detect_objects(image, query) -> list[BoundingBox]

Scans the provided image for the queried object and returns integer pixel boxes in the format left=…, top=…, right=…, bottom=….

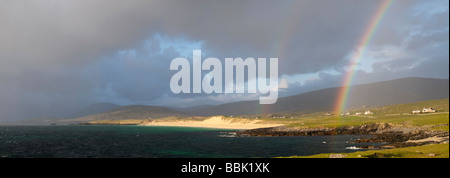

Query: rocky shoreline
left=236, top=123, right=449, bottom=149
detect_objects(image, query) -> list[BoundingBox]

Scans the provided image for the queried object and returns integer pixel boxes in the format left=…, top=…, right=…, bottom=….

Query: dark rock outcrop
left=236, top=122, right=449, bottom=149
left=236, top=123, right=393, bottom=137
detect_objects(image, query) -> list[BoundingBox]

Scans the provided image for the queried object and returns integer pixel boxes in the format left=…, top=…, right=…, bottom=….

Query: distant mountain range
left=72, top=102, right=122, bottom=118
left=67, top=105, right=192, bottom=123
left=68, top=77, right=448, bottom=122
left=186, top=77, right=449, bottom=116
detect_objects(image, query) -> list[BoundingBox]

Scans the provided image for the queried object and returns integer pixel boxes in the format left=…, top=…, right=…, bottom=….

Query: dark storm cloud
left=0, top=0, right=448, bottom=120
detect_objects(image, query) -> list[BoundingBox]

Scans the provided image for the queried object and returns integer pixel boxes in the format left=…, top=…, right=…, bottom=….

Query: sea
left=0, top=125, right=380, bottom=158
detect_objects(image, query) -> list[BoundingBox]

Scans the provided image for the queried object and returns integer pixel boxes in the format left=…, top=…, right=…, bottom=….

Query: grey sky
left=0, top=0, right=448, bottom=120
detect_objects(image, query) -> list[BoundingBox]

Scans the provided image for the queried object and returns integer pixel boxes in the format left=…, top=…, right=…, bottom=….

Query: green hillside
left=350, top=98, right=449, bottom=115
left=253, top=98, right=449, bottom=132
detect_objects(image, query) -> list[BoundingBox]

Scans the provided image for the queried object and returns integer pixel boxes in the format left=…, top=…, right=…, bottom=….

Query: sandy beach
left=141, top=116, right=283, bottom=129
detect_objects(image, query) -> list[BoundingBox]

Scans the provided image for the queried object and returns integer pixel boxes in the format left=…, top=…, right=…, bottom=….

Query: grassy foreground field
left=288, top=143, right=449, bottom=158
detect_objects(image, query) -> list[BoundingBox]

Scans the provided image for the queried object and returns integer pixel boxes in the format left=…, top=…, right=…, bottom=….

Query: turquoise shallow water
left=0, top=125, right=379, bottom=158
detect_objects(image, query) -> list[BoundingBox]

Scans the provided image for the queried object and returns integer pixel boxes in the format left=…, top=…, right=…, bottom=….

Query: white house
left=412, top=110, right=421, bottom=114
left=422, top=107, right=436, bottom=113
left=364, top=110, right=373, bottom=115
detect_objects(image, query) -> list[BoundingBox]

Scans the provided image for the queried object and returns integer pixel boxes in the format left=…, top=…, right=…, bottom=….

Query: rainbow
left=258, top=1, right=304, bottom=114
left=333, top=0, right=393, bottom=115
